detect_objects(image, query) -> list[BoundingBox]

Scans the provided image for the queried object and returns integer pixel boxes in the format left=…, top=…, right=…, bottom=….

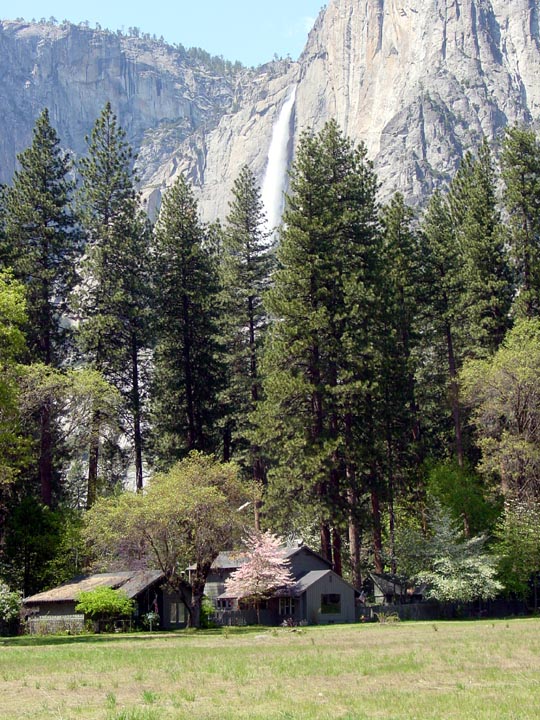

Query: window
left=321, top=594, right=341, bottom=614
left=217, top=598, right=234, bottom=610
left=170, top=602, right=186, bottom=624
left=278, top=597, right=296, bottom=616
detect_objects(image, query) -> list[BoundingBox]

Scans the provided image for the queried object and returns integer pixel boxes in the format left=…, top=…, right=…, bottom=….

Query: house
left=370, top=572, right=426, bottom=605
left=22, top=569, right=190, bottom=633
left=193, top=544, right=358, bottom=626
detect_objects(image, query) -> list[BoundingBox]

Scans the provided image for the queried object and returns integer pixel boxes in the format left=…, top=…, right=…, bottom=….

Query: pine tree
left=150, top=174, right=223, bottom=467
left=500, top=126, right=540, bottom=318
left=421, top=190, right=465, bottom=466
left=74, top=102, right=151, bottom=504
left=378, top=193, right=425, bottom=573
left=256, top=121, right=382, bottom=576
left=450, top=142, right=513, bottom=354
left=3, top=109, right=79, bottom=505
left=220, top=166, right=274, bottom=521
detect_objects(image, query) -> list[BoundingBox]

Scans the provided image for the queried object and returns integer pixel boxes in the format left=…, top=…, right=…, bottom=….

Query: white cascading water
left=261, top=84, right=297, bottom=234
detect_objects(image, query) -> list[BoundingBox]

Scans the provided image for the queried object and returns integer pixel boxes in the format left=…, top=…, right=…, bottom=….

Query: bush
left=0, top=582, right=21, bottom=635
left=75, top=587, right=134, bottom=631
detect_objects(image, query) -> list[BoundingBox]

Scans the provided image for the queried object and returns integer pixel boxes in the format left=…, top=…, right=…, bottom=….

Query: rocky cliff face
left=0, top=20, right=254, bottom=188
left=191, top=0, right=540, bottom=219
left=2, top=1, right=540, bottom=222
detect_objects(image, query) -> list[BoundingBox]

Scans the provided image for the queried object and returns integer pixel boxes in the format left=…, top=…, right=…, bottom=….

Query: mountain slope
left=1, top=1, right=540, bottom=222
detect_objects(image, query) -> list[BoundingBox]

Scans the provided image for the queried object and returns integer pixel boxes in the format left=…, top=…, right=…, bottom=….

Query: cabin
left=22, top=570, right=190, bottom=633
left=370, top=572, right=426, bottom=605
left=193, top=544, right=358, bottom=626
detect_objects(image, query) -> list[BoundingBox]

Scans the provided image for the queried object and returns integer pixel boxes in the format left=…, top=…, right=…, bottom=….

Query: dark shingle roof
left=23, top=570, right=164, bottom=604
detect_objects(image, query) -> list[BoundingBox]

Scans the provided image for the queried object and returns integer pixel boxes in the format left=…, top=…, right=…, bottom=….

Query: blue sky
left=6, top=1, right=325, bottom=66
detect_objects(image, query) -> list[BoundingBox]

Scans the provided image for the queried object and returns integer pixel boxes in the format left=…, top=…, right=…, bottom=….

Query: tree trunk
left=39, top=401, right=53, bottom=507
left=87, top=412, right=100, bottom=509
left=385, top=411, right=397, bottom=575
left=371, top=487, right=384, bottom=574
left=332, top=527, right=342, bottom=576
left=445, top=318, right=464, bottom=467
left=131, top=332, right=144, bottom=492
left=320, top=522, right=332, bottom=565
left=182, top=293, right=196, bottom=449
left=347, top=482, right=362, bottom=590
left=188, top=575, right=205, bottom=628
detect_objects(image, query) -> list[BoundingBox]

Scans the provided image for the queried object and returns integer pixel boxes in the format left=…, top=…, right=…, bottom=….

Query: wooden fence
left=27, top=614, right=85, bottom=635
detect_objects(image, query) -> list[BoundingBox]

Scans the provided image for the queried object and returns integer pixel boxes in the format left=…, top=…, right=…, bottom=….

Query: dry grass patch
left=1, top=620, right=539, bottom=719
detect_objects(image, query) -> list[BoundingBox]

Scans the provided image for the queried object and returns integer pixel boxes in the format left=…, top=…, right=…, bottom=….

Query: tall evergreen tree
left=3, top=109, right=79, bottom=505
left=421, top=190, right=465, bottom=466
left=150, top=174, right=223, bottom=468
left=220, top=166, right=274, bottom=523
left=450, top=142, right=513, bottom=354
left=256, top=121, right=382, bottom=577
left=74, top=102, right=151, bottom=505
left=500, top=126, right=540, bottom=319
left=379, top=194, right=425, bottom=572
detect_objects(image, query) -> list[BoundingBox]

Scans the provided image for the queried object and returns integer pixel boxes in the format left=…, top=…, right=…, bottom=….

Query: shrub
left=75, top=587, right=134, bottom=631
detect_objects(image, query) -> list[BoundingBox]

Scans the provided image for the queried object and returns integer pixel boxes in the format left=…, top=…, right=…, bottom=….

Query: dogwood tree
left=225, top=530, right=295, bottom=622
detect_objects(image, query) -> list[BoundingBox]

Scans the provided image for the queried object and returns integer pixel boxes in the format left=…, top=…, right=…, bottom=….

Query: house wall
left=161, top=590, right=189, bottom=630
left=288, top=548, right=330, bottom=577
left=204, top=568, right=234, bottom=604
left=304, top=573, right=356, bottom=624
left=24, top=601, right=77, bottom=617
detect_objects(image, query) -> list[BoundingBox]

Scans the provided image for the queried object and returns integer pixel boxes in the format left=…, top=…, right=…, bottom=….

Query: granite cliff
left=1, top=0, right=540, bottom=222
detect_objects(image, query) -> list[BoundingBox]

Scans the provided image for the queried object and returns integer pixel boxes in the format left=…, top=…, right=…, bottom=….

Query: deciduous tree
left=84, top=453, right=248, bottom=627
left=461, top=318, right=540, bottom=500
left=225, top=530, right=295, bottom=622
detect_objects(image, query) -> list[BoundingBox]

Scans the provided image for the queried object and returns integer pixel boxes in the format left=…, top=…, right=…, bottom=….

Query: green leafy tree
left=74, top=102, right=151, bottom=503
left=0, top=497, right=76, bottom=595
left=0, top=582, right=21, bottom=635
left=75, top=587, right=134, bottom=628
left=256, top=120, right=382, bottom=576
left=495, top=499, right=540, bottom=607
left=426, top=460, right=501, bottom=537
left=83, top=453, right=247, bottom=628
left=150, top=175, right=223, bottom=467
left=17, top=366, right=121, bottom=507
left=397, top=501, right=502, bottom=603
left=0, top=272, right=29, bottom=490
left=220, top=166, right=274, bottom=519
left=500, top=126, right=540, bottom=318
left=461, top=318, right=540, bottom=500
left=3, top=109, right=79, bottom=505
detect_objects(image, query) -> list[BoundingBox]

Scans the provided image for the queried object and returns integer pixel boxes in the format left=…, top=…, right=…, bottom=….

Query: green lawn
left=1, top=619, right=539, bottom=719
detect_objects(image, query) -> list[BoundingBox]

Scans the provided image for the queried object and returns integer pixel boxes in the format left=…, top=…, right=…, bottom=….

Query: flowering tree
left=225, top=530, right=296, bottom=623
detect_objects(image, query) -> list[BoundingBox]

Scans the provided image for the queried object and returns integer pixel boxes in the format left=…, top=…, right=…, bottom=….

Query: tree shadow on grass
left=1, top=626, right=266, bottom=647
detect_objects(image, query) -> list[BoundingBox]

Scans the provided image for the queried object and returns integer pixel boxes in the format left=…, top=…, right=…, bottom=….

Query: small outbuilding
left=23, top=570, right=190, bottom=633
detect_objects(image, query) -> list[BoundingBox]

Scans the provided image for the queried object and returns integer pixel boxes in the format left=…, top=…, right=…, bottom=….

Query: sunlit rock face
left=2, top=1, right=540, bottom=221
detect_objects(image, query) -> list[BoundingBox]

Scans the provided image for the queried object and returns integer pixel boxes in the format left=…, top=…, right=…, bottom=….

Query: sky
left=5, top=1, right=326, bottom=66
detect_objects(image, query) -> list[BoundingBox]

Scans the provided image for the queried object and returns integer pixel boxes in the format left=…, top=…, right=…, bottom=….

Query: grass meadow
left=1, top=619, right=539, bottom=719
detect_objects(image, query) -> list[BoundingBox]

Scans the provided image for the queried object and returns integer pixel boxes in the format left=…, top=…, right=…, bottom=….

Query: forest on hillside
left=1, top=103, right=540, bottom=621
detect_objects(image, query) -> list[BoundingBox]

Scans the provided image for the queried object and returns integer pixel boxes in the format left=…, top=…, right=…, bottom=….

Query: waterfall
left=261, top=84, right=297, bottom=233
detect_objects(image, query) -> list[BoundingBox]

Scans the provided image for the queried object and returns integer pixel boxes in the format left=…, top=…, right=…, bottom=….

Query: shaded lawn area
left=1, top=619, right=540, bottom=719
